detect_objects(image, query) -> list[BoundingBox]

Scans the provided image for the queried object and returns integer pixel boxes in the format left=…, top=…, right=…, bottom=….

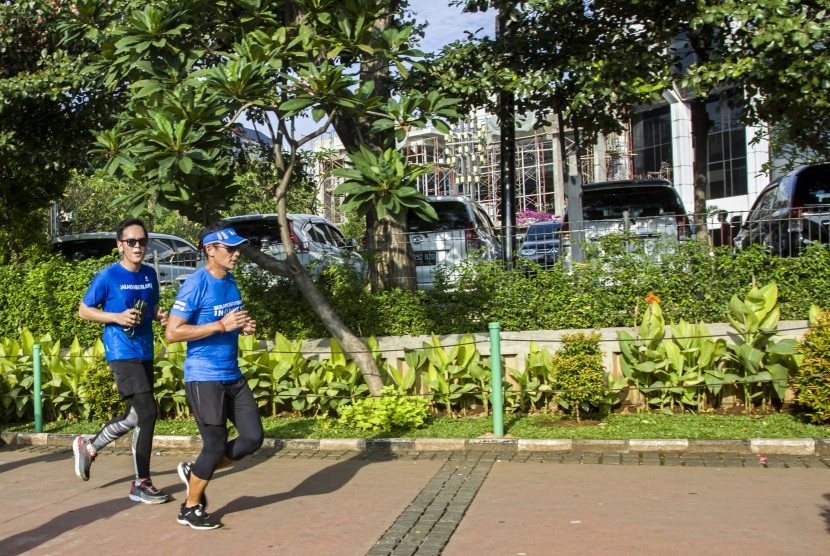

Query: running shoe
left=177, top=461, right=207, bottom=508
left=129, top=479, right=170, bottom=504
left=72, top=436, right=96, bottom=481
left=177, top=503, right=221, bottom=530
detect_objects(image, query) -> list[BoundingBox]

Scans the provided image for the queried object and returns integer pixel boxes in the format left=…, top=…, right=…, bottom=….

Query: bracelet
left=216, top=321, right=226, bottom=333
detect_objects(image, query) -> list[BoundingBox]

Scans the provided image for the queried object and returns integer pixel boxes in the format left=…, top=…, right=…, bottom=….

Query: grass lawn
left=4, top=412, right=829, bottom=440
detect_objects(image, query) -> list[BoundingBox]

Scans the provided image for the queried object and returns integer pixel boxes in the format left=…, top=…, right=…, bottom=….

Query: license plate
left=414, top=251, right=437, bottom=266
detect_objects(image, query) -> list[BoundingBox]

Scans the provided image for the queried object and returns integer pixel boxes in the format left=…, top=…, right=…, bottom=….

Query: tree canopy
left=0, top=0, right=111, bottom=260
left=435, top=0, right=830, bottom=159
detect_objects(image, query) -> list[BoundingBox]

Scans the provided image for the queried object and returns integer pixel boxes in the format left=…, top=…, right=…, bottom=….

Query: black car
left=734, top=163, right=830, bottom=256
left=517, top=220, right=563, bottom=268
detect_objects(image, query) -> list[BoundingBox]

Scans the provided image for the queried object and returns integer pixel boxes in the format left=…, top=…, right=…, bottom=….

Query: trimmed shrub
left=337, top=386, right=430, bottom=431
left=793, top=306, right=830, bottom=424
left=551, top=333, right=610, bottom=420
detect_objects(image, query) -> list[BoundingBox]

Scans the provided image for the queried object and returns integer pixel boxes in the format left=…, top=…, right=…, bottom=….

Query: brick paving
left=1, top=438, right=829, bottom=555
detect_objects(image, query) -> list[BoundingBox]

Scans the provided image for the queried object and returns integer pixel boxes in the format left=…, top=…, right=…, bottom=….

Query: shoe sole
left=129, top=493, right=170, bottom=504
left=72, top=437, right=89, bottom=481
left=176, top=517, right=221, bottom=530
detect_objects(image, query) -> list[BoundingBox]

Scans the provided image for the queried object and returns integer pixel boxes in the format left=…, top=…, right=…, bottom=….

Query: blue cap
left=202, top=227, right=248, bottom=247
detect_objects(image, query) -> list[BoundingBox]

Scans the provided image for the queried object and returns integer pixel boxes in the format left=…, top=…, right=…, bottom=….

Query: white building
left=312, top=96, right=781, bottom=227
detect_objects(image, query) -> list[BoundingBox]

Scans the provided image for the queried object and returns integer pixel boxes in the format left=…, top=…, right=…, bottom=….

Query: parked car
left=51, top=232, right=202, bottom=284
left=219, top=213, right=364, bottom=278
left=407, top=195, right=502, bottom=289
left=566, top=179, right=694, bottom=258
left=517, top=219, right=564, bottom=268
left=734, top=163, right=830, bottom=256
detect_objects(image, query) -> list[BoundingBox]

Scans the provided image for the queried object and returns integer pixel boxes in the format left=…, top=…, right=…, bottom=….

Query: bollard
left=488, top=322, right=504, bottom=438
left=33, top=344, right=43, bottom=433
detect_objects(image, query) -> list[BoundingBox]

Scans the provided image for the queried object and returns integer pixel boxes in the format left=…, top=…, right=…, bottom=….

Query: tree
left=438, top=1, right=830, bottom=236
left=0, top=0, right=112, bottom=261
left=59, top=0, right=461, bottom=395
left=684, top=0, right=830, bottom=163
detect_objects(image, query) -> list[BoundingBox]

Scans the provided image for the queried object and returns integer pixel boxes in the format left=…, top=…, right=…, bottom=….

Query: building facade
left=312, top=97, right=778, bottom=228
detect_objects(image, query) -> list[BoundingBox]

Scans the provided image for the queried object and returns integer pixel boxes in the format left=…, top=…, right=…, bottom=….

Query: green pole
left=33, top=344, right=43, bottom=433
left=488, top=322, right=504, bottom=438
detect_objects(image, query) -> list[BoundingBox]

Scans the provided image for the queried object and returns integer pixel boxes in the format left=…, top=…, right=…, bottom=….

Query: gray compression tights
left=90, top=391, right=157, bottom=479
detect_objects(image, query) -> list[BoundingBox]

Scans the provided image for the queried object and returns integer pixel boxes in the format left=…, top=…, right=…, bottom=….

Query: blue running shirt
left=82, top=263, right=160, bottom=362
left=170, top=267, right=244, bottom=383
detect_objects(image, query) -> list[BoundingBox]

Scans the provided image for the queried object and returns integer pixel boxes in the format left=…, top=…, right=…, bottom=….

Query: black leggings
left=192, top=411, right=264, bottom=480
left=187, top=379, right=264, bottom=481
left=90, top=391, right=157, bottom=479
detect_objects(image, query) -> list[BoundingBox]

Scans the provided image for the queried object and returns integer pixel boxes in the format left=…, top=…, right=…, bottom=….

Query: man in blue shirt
left=166, top=224, right=263, bottom=530
left=73, top=218, right=170, bottom=504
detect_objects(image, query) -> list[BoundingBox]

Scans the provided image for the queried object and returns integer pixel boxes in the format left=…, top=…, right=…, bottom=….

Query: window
left=706, top=96, right=747, bottom=199
left=632, top=106, right=672, bottom=179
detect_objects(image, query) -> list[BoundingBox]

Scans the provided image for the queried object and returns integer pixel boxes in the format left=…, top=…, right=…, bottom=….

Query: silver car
left=51, top=232, right=203, bottom=285
left=407, top=195, right=502, bottom=289
left=220, top=213, right=364, bottom=278
left=567, top=179, right=694, bottom=259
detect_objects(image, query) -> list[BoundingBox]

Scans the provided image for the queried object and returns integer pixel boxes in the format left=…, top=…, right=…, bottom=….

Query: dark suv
left=734, top=163, right=830, bottom=256
left=517, top=219, right=564, bottom=268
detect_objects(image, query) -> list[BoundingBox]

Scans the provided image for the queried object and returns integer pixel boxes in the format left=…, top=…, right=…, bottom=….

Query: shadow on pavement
left=0, top=446, right=70, bottom=476
left=215, top=446, right=395, bottom=518
left=0, top=497, right=134, bottom=554
left=822, top=493, right=830, bottom=534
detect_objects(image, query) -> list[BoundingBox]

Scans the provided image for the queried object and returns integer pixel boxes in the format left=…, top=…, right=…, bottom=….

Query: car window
left=583, top=187, right=686, bottom=219
left=472, top=205, right=496, bottom=234
left=305, top=223, right=331, bottom=244
left=794, top=165, right=830, bottom=205
left=226, top=218, right=283, bottom=247
left=748, top=184, right=778, bottom=221
left=53, top=238, right=117, bottom=259
left=408, top=201, right=470, bottom=232
left=526, top=221, right=562, bottom=240
left=319, top=223, right=347, bottom=247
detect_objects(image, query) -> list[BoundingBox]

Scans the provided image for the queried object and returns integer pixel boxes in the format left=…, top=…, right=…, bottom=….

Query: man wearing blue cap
left=166, top=223, right=263, bottom=530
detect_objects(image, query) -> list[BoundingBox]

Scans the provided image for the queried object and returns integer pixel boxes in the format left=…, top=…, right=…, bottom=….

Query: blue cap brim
left=203, top=227, right=248, bottom=246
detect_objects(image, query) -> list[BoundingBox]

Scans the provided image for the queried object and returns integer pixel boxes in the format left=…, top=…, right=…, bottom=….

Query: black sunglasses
left=216, top=244, right=241, bottom=253
left=120, top=237, right=149, bottom=247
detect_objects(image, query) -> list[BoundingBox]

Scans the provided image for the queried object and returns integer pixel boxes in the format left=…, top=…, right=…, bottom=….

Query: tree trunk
left=328, top=1, right=417, bottom=291
left=690, top=97, right=711, bottom=242
left=372, top=213, right=415, bottom=290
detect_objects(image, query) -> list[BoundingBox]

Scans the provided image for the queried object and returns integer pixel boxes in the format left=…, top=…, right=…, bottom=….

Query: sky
left=408, top=0, right=495, bottom=52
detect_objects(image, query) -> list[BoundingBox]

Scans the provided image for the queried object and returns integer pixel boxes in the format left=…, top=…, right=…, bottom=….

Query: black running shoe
left=72, top=436, right=96, bottom=481
left=177, top=461, right=207, bottom=508
left=129, top=479, right=170, bottom=504
left=177, top=503, right=221, bottom=530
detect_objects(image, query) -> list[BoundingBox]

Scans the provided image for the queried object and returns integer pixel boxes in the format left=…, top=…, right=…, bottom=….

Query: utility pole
left=497, top=7, right=516, bottom=269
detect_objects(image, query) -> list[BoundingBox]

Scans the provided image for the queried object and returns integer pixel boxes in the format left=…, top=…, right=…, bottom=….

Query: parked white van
left=407, top=195, right=502, bottom=289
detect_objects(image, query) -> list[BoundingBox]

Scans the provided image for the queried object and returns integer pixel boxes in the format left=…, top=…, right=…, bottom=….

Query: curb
left=3, top=432, right=829, bottom=456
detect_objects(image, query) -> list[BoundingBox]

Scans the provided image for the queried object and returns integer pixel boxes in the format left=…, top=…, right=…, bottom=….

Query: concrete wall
left=297, top=321, right=809, bottom=383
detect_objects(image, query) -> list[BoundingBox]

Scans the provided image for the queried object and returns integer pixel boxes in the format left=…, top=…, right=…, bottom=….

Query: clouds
left=408, top=0, right=495, bottom=52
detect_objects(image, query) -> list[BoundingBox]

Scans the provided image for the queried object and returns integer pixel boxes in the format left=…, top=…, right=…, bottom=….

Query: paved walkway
left=0, top=436, right=829, bottom=555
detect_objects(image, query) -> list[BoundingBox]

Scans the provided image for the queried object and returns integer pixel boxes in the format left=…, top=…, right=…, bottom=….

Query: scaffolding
left=312, top=114, right=638, bottom=226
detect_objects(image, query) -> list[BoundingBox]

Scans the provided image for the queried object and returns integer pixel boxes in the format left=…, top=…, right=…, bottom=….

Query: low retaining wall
left=298, top=320, right=809, bottom=381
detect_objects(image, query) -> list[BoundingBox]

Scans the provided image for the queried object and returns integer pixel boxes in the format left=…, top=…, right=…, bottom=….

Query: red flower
left=645, top=292, right=661, bottom=304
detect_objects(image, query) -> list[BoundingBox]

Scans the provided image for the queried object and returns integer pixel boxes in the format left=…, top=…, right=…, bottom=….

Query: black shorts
left=185, top=377, right=257, bottom=426
left=110, top=359, right=154, bottom=399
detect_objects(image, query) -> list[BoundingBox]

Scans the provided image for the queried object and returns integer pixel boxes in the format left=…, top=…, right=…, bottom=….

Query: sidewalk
left=1, top=434, right=829, bottom=555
